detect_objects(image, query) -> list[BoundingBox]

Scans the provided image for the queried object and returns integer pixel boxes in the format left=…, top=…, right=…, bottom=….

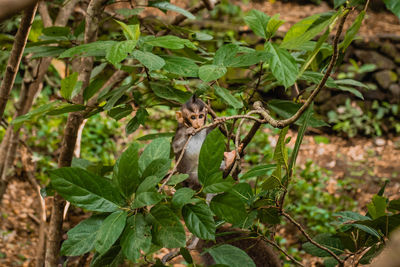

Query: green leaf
left=335, top=85, right=364, bottom=99
left=132, top=50, right=165, bottom=71
left=138, top=138, right=171, bottom=174
left=388, top=199, right=400, bottom=211
left=274, top=127, right=289, bottom=170
left=150, top=82, right=192, bottom=103
left=61, top=72, right=79, bottom=100
left=95, top=210, right=127, bottom=254
left=91, top=244, right=124, bottom=267
left=214, top=44, right=239, bottom=66
left=207, top=244, right=256, bottom=267
left=198, top=129, right=225, bottom=186
left=359, top=243, right=384, bottom=264
left=261, top=172, right=281, bottom=190
left=198, top=65, right=227, bottom=82
left=149, top=205, right=186, bottom=248
left=172, top=188, right=196, bottom=209
left=108, top=105, right=133, bottom=121
left=145, top=35, right=195, bottom=49
left=183, top=202, right=215, bottom=240
left=243, top=10, right=270, bottom=39
left=162, top=55, right=199, bottom=77
left=50, top=168, right=123, bottom=212
left=102, top=84, right=132, bottom=111
left=106, top=40, right=137, bottom=67
left=166, top=174, right=189, bottom=185
left=121, top=214, right=151, bottom=262
left=349, top=223, right=382, bottom=238
left=340, top=11, right=365, bottom=51
left=113, top=143, right=140, bottom=197
left=240, top=164, right=276, bottom=180
left=180, top=248, right=193, bottom=264
left=300, top=71, right=337, bottom=87
left=334, top=0, right=346, bottom=8
left=213, top=86, right=243, bottom=109
left=203, top=173, right=235, bottom=194
left=136, top=175, right=163, bottom=194
left=59, top=41, right=116, bottom=58
left=25, top=46, right=66, bottom=59
left=46, top=103, right=86, bottom=115
left=61, top=215, right=105, bottom=256
left=266, top=14, right=285, bottom=39
left=42, top=26, right=70, bottom=37
left=149, top=2, right=195, bottom=19
left=333, top=211, right=371, bottom=223
left=265, top=42, right=298, bottom=88
left=126, top=108, right=149, bottom=134
left=131, top=192, right=164, bottom=209
left=138, top=132, right=175, bottom=141
left=258, top=207, right=281, bottom=224
left=384, top=0, right=400, bottom=19
left=229, top=183, right=254, bottom=204
left=210, top=193, right=247, bottom=224
left=228, top=51, right=270, bottom=68
left=281, top=11, right=336, bottom=50
left=267, top=99, right=329, bottom=127
left=115, top=21, right=140, bottom=41
left=141, top=158, right=171, bottom=180
left=303, top=233, right=344, bottom=257
left=367, top=195, right=387, bottom=219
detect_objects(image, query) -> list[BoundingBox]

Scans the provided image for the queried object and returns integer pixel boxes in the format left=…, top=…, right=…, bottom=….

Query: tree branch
left=282, top=212, right=344, bottom=266
left=260, top=236, right=304, bottom=267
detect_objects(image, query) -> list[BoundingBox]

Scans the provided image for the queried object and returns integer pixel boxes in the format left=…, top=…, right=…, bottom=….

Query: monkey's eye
left=190, top=115, right=196, bottom=120
left=199, top=114, right=204, bottom=119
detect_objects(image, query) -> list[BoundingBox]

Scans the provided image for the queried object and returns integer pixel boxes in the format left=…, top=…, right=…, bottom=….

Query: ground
left=1, top=0, right=400, bottom=266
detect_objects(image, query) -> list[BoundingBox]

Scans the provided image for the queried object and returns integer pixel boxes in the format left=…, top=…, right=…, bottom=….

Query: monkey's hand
left=224, top=150, right=236, bottom=169
left=185, top=126, right=196, bottom=136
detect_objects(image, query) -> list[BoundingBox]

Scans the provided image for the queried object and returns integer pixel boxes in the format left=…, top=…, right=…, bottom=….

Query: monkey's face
left=187, top=111, right=207, bottom=129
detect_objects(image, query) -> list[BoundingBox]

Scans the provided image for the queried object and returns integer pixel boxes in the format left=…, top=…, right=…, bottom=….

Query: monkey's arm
left=172, top=126, right=189, bottom=156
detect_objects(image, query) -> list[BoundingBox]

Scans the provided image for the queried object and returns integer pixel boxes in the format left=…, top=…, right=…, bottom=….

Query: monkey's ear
left=176, top=111, right=184, bottom=123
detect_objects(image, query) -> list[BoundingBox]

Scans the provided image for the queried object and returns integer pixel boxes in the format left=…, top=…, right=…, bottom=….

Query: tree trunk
left=0, top=4, right=37, bottom=120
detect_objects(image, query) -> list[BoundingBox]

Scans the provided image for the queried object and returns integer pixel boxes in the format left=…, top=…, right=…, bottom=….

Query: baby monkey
left=172, top=95, right=235, bottom=189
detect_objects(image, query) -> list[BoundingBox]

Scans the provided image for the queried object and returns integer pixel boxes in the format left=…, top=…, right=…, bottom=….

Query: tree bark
left=44, top=1, right=108, bottom=265
left=0, top=4, right=37, bottom=120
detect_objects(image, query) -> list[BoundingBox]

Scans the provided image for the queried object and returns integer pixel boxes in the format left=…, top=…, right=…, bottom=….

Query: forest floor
left=1, top=1, right=400, bottom=267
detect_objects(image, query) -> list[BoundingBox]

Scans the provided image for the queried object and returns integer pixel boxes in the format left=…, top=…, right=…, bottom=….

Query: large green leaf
left=183, top=202, right=216, bottom=240
left=367, top=195, right=387, bottom=219
left=243, top=10, right=270, bottom=39
left=106, top=40, right=137, bottom=67
left=126, top=108, right=149, bottom=135
left=210, top=193, right=247, bottom=224
left=149, top=205, right=186, bottom=248
left=203, top=173, right=235, bottom=194
left=303, top=233, right=345, bottom=257
left=46, top=103, right=86, bottom=116
left=61, top=215, right=105, bottom=256
left=50, top=168, right=123, bottom=212
left=274, top=127, right=289, bottom=170
left=198, top=129, right=225, bottom=186
left=90, top=244, right=124, bottom=267
left=214, top=86, right=243, bottom=109
left=172, top=188, right=196, bottom=209
left=145, top=35, right=195, bottom=49
left=240, top=164, right=276, bottom=180
left=207, top=244, right=256, bottom=267
left=113, top=143, right=141, bottom=198
left=149, top=2, right=195, bottom=19
left=43, top=26, right=70, bottom=37
left=60, top=72, right=79, bottom=100
left=136, top=175, right=163, bottom=194
left=265, top=42, right=298, bottom=88
left=95, top=211, right=127, bottom=254
left=131, top=192, right=164, bottom=209
left=59, top=40, right=116, bottom=58
left=340, top=11, right=365, bottom=51
left=166, top=174, right=189, bottom=185
left=150, top=82, right=192, bottom=103
left=162, top=55, right=199, bottom=77
left=141, top=158, right=171, bottom=179
left=281, top=11, right=337, bottom=50
left=198, top=64, right=227, bottom=82
left=266, top=14, right=285, bottom=39
left=132, top=50, right=165, bottom=71
left=138, top=138, right=171, bottom=174
left=228, top=51, right=270, bottom=68
left=214, top=44, right=239, bottom=66
left=384, top=0, right=400, bottom=19
left=121, top=214, right=151, bottom=262
left=115, top=21, right=140, bottom=41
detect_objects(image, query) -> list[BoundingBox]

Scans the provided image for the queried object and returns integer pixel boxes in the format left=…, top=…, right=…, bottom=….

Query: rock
left=381, top=41, right=400, bottom=64
left=354, top=50, right=396, bottom=70
left=360, top=87, right=386, bottom=101
left=374, top=70, right=398, bottom=89
left=389, top=84, right=400, bottom=99
left=374, top=138, right=386, bottom=146
left=353, top=39, right=381, bottom=50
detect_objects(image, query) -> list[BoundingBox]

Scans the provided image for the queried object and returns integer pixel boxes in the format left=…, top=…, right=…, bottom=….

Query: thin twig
left=260, top=236, right=304, bottom=266
left=283, top=212, right=344, bottom=266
